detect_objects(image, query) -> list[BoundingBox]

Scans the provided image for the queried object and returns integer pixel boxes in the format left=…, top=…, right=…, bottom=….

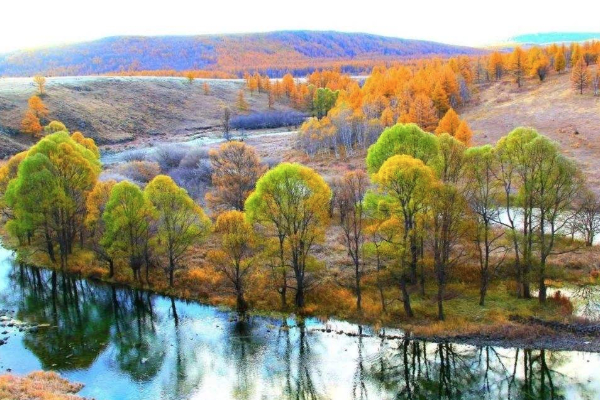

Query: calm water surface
left=0, top=244, right=599, bottom=400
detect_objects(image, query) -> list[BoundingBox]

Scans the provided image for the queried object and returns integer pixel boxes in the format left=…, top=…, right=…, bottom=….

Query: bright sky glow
left=2, top=0, right=600, bottom=53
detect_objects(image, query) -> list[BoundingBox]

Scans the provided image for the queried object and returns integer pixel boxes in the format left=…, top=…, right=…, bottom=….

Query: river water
left=0, top=244, right=599, bottom=399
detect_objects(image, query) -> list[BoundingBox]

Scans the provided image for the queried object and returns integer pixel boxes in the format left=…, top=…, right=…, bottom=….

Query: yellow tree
left=407, top=94, right=438, bottom=132
left=207, top=210, right=256, bottom=313
left=571, top=57, right=591, bottom=95
left=21, top=111, right=42, bottom=136
left=237, top=90, right=248, bottom=111
left=454, top=121, right=473, bottom=145
left=488, top=52, right=504, bottom=81
left=85, top=180, right=117, bottom=277
left=555, top=48, right=566, bottom=74
left=28, top=96, right=48, bottom=119
left=145, top=175, right=211, bottom=287
left=435, top=108, right=461, bottom=136
left=509, top=47, right=527, bottom=87
left=33, top=75, right=46, bottom=95
left=203, top=82, right=210, bottom=95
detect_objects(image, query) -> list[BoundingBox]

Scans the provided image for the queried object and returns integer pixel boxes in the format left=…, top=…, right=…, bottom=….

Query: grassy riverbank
left=0, top=371, right=86, bottom=400
left=5, top=229, right=600, bottom=350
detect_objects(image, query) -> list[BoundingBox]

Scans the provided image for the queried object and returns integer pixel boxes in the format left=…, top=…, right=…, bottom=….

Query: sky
left=2, top=0, right=600, bottom=53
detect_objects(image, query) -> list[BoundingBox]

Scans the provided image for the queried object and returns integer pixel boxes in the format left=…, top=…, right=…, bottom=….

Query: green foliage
left=366, top=123, right=439, bottom=174
left=102, top=181, right=155, bottom=280
left=145, top=175, right=211, bottom=286
left=312, top=87, right=338, bottom=118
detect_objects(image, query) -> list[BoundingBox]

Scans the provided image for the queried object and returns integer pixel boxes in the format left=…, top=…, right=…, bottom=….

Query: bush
left=151, top=144, right=188, bottom=172
left=115, top=161, right=161, bottom=184
left=230, top=111, right=307, bottom=130
left=169, top=164, right=212, bottom=200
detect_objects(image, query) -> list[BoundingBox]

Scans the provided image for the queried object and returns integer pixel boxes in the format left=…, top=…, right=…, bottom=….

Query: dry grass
left=464, top=73, right=600, bottom=192
left=0, top=371, right=86, bottom=400
left=0, top=76, right=295, bottom=153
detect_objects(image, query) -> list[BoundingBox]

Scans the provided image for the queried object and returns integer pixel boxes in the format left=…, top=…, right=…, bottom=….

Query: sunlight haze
left=2, top=0, right=600, bottom=53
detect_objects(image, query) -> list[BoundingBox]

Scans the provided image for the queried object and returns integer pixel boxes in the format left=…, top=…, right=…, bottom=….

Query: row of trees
left=1, top=124, right=597, bottom=320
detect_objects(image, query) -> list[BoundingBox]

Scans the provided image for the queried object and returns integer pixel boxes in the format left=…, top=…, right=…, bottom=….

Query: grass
left=0, top=371, right=86, bottom=400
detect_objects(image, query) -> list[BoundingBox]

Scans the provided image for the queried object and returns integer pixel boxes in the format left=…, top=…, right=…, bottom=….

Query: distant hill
left=0, top=31, right=481, bottom=77
left=509, top=32, right=600, bottom=45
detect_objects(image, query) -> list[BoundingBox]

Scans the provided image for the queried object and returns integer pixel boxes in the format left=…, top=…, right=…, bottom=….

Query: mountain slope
left=0, top=31, right=481, bottom=77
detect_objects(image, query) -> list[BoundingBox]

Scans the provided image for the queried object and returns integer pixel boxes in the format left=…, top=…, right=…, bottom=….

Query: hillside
left=464, top=72, right=600, bottom=189
left=0, top=31, right=481, bottom=77
left=0, top=76, right=290, bottom=149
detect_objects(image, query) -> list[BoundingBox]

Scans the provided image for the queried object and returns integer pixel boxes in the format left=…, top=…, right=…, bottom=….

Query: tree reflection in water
left=3, top=262, right=598, bottom=400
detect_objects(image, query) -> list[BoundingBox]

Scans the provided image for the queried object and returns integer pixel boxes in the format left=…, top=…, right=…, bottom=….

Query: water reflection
left=0, top=256, right=599, bottom=399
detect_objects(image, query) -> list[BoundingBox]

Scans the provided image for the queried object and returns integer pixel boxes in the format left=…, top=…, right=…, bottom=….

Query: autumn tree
left=337, top=170, right=369, bottom=312
left=206, top=141, right=267, bottom=212
left=185, top=71, right=195, bottom=84
left=508, top=47, right=527, bottom=87
left=21, top=111, right=42, bottom=136
left=102, top=181, right=155, bottom=282
left=237, top=90, right=248, bottom=111
left=464, top=145, right=505, bottom=306
left=371, top=155, right=438, bottom=317
left=571, top=57, right=590, bottom=95
left=575, top=190, right=600, bottom=247
left=145, top=175, right=211, bottom=287
left=245, top=163, right=331, bottom=308
left=222, top=106, right=231, bottom=136
left=33, top=75, right=46, bottom=95
left=203, top=82, right=210, bottom=95
left=4, top=131, right=101, bottom=268
left=435, top=109, right=471, bottom=145
left=313, top=88, right=338, bottom=118
left=407, top=94, right=439, bottom=132
left=208, top=210, right=256, bottom=313
left=488, top=52, right=504, bottom=81
left=85, top=180, right=117, bottom=277
left=555, top=48, right=566, bottom=74
left=28, top=96, right=48, bottom=119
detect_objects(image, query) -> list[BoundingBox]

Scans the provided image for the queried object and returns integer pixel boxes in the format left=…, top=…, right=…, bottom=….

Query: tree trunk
left=479, top=269, right=488, bottom=306
left=400, top=275, right=414, bottom=318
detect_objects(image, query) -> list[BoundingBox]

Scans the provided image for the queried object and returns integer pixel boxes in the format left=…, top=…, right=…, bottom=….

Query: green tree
left=312, top=87, right=338, bottom=118
left=5, top=131, right=100, bottom=268
left=245, top=163, right=331, bottom=308
left=366, top=123, right=438, bottom=174
left=145, top=175, right=211, bottom=287
left=371, top=155, right=438, bottom=317
left=102, top=181, right=155, bottom=282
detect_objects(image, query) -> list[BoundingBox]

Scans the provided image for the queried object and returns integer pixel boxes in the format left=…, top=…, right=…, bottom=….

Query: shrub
left=152, top=144, right=188, bottom=172
left=115, top=161, right=161, bottom=184
left=230, top=110, right=307, bottom=130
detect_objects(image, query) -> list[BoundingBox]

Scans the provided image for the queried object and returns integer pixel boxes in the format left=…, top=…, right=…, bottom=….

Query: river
left=0, top=244, right=599, bottom=399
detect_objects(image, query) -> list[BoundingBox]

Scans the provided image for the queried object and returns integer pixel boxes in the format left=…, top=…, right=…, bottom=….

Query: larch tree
left=435, top=108, right=461, bottom=136
left=28, top=96, right=48, bottom=119
left=571, top=57, right=591, bottom=95
left=245, top=163, right=331, bottom=309
left=555, top=49, right=566, bottom=74
left=33, top=75, right=46, bottom=95
left=407, top=94, right=439, bottom=132
left=145, top=175, right=211, bottom=287
left=508, top=47, right=527, bottom=88
left=102, top=181, right=155, bottom=282
left=21, top=111, right=42, bottom=136
left=207, top=210, right=256, bottom=313
left=206, top=141, right=267, bottom=212
left=237, top=90, right=248, bottom=111
left=203, top=82, right=210, bottom=95
left=488, top=52, right=504, bottom=81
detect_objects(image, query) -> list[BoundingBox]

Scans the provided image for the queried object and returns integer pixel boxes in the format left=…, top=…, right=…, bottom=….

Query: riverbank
left=0, top=371, right=86, bottom=400
left=5, top=233, right=600, bottom=354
